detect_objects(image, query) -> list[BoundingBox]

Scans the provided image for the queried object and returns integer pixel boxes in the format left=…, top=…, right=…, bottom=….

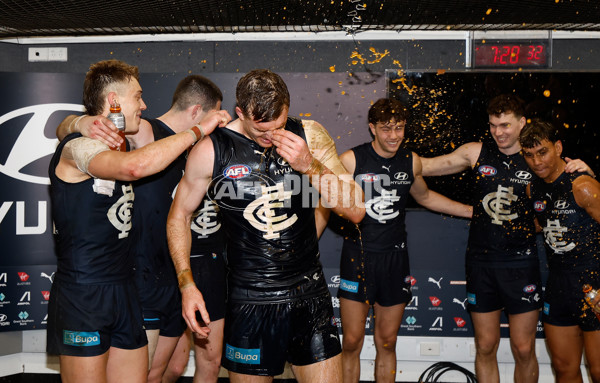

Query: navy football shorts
left=140, top=284, right=186, bottom=337
left=190, top=252, right=227, bottom=321
left=338, top=241, right=412, bottom=306
left=47, top=279, right=147, bottom=356
left=466, top=263, right=542, bottom=314
left=221, top=292, right=341, bottom=376
left=543, top=268, right=600, bottom=331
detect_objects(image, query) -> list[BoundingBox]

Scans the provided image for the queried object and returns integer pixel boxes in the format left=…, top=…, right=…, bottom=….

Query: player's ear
left=555, top=140, right=563, bottom=157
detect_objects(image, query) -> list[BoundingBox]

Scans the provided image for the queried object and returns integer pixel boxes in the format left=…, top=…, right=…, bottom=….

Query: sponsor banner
left=0, top=265, right=56, bottom=331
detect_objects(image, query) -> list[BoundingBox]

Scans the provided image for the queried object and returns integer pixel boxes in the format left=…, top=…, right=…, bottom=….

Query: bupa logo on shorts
left=63, top=330, right=100, bottom=347
left=478, top=165, right=497, bottom=176
left=523, top=284, right=537, bottom=293
left=339, top=278, right=359, bottom=293
left=225, top=344, right=260, bottom=364
left=361, top=173, right=380, bottom=183
left=533, top=201, right=546, bottom=212
left=224, top=164, right=251, bottom=179
left=467, top=292, right=476, bottom=305
left=515, top=170, right=532, bottom=180
left=543, top=302, right=550, bottom=315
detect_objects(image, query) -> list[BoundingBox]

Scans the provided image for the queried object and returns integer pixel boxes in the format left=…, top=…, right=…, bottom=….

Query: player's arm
left=420, top=142, right=482, bottom=177
left=85, top=110, right=230, bottom=181
left=56, top=114, right=123, bottom=148
left=409, top=153, right=472, bottom=218
left=573, top=175, right=600, bottom=224
left=271, top=121, right=365, bottom=224
left=166, top=137, right=215, bottom=337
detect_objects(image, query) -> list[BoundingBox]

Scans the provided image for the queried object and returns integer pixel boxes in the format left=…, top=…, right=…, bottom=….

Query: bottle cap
left=110, top=101, right=121, bottom=113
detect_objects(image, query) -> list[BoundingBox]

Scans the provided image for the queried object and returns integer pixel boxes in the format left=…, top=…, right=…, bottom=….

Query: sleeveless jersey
left=467, top=143, right=537, bottom=266
left=131, top=118, right=222, bottom=286
left=209, top=117, right=325, bottom=302
left=347, top=142, right=414, bottom=251
left=49, top=133, right=135, bottom=284
left=530, top=171, right=600, bottom=271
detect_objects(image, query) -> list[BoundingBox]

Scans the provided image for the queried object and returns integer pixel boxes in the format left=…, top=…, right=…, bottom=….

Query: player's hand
left=196, top=110, right=232, bottom=137
left=270, top=129, right=313, bottom=172
left=78, top=115, right=123, bottom=149
left=181, top=286, right=211, bottom=338
left=565, top=157, right=596, bottom=178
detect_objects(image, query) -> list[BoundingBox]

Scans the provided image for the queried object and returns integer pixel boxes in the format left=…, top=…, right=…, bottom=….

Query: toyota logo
left=515, top=170, right=532, bottom=180
left=394, top=172, right=409, bottom=181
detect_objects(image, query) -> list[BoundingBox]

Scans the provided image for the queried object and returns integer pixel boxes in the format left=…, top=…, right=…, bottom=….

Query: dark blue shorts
left=46, top=279, right=147, bottom=356
left=337, top=241, right=412, bottom=306
left=543, top=269, right=600, bottom=331
left=466, top=263, right=542, bottom=314
left=140, top=284, right=186, bottom=337
left=222, top=292, right=341, bottom=376
left=190, top=252, right=226, bottom=321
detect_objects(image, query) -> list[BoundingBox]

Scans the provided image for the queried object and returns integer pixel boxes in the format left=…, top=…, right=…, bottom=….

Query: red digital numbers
left=474, top=42, right=548, bottom=68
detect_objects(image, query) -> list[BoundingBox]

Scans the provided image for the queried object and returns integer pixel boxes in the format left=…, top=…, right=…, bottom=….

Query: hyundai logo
left=330, top=275, right=340, bottom=283
left=554, top=200, right=569, bottom=209
left=394, top=172, right=409, bottom=181
left=515, top=170, right=532, bottom=180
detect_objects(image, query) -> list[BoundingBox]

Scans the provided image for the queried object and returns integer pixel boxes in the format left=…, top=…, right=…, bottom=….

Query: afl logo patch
left=394, top=172, right=409, bottom=181
left=224, top=164, right=251, bottom=179
left=361, top=173, right=380, bottom=183
left=478, top=165, right=497, bottom=176
left=523, top=284, right=537, bottom=293
left=515, top=170, right=532, bottom=180
left=534, top=201, right=546, bottom=212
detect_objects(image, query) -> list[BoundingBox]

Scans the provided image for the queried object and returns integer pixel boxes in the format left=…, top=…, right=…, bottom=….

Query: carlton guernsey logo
left=478, top=165, right=497, bottom=176
left=224, top=164, right=251, bottom=179
left=534, top=201, right=546, bottom=212
left=361, top=173, right=379, bottom=183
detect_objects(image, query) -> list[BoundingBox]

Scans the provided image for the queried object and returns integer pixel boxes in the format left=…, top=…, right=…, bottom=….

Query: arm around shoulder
left=421, top=141, right=481, bottom=177
left=573, top=175, right=600, bottom=224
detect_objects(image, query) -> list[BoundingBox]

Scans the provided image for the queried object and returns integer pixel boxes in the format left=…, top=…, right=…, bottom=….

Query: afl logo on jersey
left=224, top=164, right=251, bottom=179
left=534, top=201, right=546, bottom=212
left=361, top=173, right=380, bottom=183
left=478, top=165, right=497, bottom=176
left=515, top=170, right=532, bottom=180
left=394, top=172, right=409, bottom=181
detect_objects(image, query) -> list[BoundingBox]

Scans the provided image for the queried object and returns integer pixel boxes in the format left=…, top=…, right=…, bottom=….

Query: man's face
left=521, top=138, right=563, bottom=182
left=240, top=107, right=288, bottom=148
left=369, top=119, right=406, bottom=158
left=117, top=78, right=147, bottom=134
left=489, top=112, right=525, bottom=152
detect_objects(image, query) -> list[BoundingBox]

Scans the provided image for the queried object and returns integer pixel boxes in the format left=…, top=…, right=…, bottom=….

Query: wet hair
left=83, top=59, right=139, bottom=116
left=486, top=94, right=525, bottom=119
left=519, top=118, right=560, bottom=148
left=171, top=75, right=223, bottom=112
left=236, top=69, right=290, bottom=122
left=368, top=98, right=409, bottom=125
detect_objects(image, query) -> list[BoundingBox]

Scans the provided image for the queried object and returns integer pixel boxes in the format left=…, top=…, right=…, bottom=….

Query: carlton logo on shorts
left=340, top=278, right=359, bottom=293
left=225, top=344, right=261, bottom=364
left=63, top=330, right=100, bottom=346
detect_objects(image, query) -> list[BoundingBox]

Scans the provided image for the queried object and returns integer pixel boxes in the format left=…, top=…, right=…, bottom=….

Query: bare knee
left=510, top=339, right=535, bottom=363
left=552, top=356, right=582, bottom=380
left=374, top=334, right=397, bottom=353
left=166, top=359, right=188, bottom=379
left=476, top=336, right=500, bottom=357
left=342, top=333, right=365, bottom=354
